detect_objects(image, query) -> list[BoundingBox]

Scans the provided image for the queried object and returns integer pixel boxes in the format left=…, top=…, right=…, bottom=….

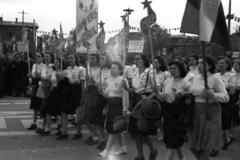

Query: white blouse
left=124, top=65, right=134, bottom=79
left=65, top=66, right=82, bottom=84
left=132, top=68, right=160, bottom=93
left=50, top=71, right=59, bottom=87
left=184, top=72, right=195, bottom=84
left=216, top=72, right=235, bottom=89
left=156, top=70, right=171, bottom=90
left=41, top=64, right=54, bottom=80
left=98, top=68, right=111, bottom=90
left=105, top=76, right=129, bottom=111
left=190, top=73, right=229, bottom=103
left=162, top=78, right=191, bottom=103
left=87, top=66, right=100, bottom=85
left=31, top=63, right=44, bottom=78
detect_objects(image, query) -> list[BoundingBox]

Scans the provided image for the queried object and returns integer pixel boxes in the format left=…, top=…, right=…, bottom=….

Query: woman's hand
left=203, top=89, right=214, bottom=98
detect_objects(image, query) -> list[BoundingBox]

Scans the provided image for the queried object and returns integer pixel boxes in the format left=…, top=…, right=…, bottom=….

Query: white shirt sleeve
left=213, top=76, right=230, bottom=103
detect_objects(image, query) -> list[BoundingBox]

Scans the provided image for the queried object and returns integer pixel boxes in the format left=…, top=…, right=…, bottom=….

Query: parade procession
left=0, top=0, right=240, bottom=160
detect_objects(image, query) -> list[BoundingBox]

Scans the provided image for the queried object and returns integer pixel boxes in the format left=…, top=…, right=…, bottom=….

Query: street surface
left=0, top=97, right=240, bottom=160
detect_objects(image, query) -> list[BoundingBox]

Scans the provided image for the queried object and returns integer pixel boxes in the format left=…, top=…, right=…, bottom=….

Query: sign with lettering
left=17, top=42, right=28, bottom=52
left=76, top=0, right=98, bottom=54
left=128, top=41, right=144, bottom=53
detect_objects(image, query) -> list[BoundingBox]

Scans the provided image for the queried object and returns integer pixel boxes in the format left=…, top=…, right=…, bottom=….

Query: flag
left=181, top=0, right=231, bottom=51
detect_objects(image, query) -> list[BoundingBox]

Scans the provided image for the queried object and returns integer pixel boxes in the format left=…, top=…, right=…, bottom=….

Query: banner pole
left=148, top=26, right=156, bottom=86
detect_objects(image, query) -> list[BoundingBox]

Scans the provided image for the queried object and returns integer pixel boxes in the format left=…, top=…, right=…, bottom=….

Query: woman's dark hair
left=189, top=54, right=198, bottom=61
left=154, top=56, right=168, bottom=72
left=44, top=52, right=54, bottom=63
left=234, top=59, right=240, bottom=71
left=36, top=52, right=44, bottom=58
left=181, top=59, right=190, bottom=71
left=68, top=53, right=79, bottom=66
left=79, top=56, right=86, bottom=67
left=53, top=58, right=67, bottom=70
left=169, top=60, right=187, bottom=78
left=199, top=55, right=216, bottom=74
left=102, top=53, right=113, bottom=69
left=112, top=61, right=123, bottom=75
left=137, top=54, right=150, bottom=68
left=218, top=56, right=232, bottom=72
left=90, top=53, right=100, bottom=64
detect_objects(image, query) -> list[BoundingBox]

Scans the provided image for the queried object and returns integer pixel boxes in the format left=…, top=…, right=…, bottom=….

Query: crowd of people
left=2, top=50, right=240, bottom=160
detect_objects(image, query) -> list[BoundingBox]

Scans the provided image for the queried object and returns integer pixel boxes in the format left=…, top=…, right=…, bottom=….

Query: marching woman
left=210, top=56, right=235, bottom=156
left=28, top=52, right=44, bottom=130
left=181, top=59, right=195, bottom=84
left=40, top=58, right=65, bottom=135
left=122, top=54, right=160, bottom=160
left=91, top=53, right=112, bottom=150
left=81, top=54, right=100, bottom=145
left=188, top=55, right=229, bottom=160
left=57, top=54, right=82, bottom=140
left=35, top=52, right=54, bottom=134
left=155, top=60, right=191, bottom=160
left=98, top=61, right=129, bottom=158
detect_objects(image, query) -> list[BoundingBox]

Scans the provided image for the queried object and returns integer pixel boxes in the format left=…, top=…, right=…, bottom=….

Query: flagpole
left=148, top=26, right=156, bottom=86
left=99, top=44, right=102, bottom=89
left=201, top=41, right=210, bottom=120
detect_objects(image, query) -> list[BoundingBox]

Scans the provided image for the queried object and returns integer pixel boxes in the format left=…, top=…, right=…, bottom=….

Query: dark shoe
left=28, top=124, right=37, bottom=130
left=221, top=137, right=233, bottom=150
left=72, top=134, right=82, bottom=140
left=97, top=141, right=107, bottom=150
left=149, top=149, right=158, bottom=160
left=40, top=131, right=50, bottom=135
left=35, top=128, right=44, bottom=134
left=68, top=117, right=75, bottom=122
left=210, top=149, right=219, bottom=157
left=134, top=157, right=145, bottom=160
left=85, top=136, right=93, bottom=144
left=55, top=130, right=62, bottom=136
left=87, top=138, right=98, bottom=145
left=57, top=134, right=68, bottom=140
left=56, top=124, right=61, bottom=130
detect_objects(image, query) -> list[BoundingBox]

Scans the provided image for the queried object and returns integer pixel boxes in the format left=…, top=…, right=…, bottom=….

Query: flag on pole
left=180, top=0, right=231, bottom=51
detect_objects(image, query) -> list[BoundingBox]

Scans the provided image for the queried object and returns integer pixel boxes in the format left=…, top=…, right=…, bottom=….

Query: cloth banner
left=76, top=0, right=98, bottom=54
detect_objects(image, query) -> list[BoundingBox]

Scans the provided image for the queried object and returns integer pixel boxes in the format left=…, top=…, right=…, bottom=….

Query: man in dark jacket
left=13, top=54, right=28, bottom=97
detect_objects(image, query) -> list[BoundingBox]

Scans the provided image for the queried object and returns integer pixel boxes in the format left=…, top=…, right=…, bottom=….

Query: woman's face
left=101, top=56, right=107, bottom=67
left=111, top=64, right=121, bottom=76
left=90, top=55, right=98, bottom=67
left=44, top=54, right=51, bottom=64
left=68, top=55, right=76, bottom=66
left=36, top=53, right=43, bottom=63
left=234, top=63, right=240, bottom=72
left=198, top=58, right=211, bottom=74
left=54, top=59, right=60, bottom=69
left=170, top=64, right=180, bottom=78
left=153, top=59, right=161, bottom=70
left=218, top=59, right=227, bottom=72
left=135, top=55, right=144, bottom=68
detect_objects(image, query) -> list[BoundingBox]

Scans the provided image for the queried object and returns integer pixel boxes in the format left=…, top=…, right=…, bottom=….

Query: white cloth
left=41, top=64, right=54, bottom=80
left=184, top=72, right=195, bottom=84
left=124, top=65, right=134, bottom=79
left=31, top=63, right=44, bottom=78
left=65, top=66, right=82, bottom=84
left=156, top=70, right=171, bottom=90
left=132, top=68, right=160, bottom=93
left=216, top=72, right=235, bottom=89
left=105, top=76, right=129, bottom=111
left=189, top=73, right=229, bottom=103
left=50, top=71, right=58, bottom=87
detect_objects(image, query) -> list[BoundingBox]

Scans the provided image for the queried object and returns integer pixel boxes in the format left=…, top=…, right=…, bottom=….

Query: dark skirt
left=90, top=93, right=108, bottom=127
left=106, top=97, right=125, bottom=134
left=61, top=83, right=82, bottom=115
left=81, top=86, right=99, bottom=121
left=220, top=102, right=231, bottom=130
left=163, top=102, right=186, bottom=149
left=29, top=77, right=43, bottom=110
left=45, top=87, right=62, bottom=116
left=128, top=93, right=157, bottom=136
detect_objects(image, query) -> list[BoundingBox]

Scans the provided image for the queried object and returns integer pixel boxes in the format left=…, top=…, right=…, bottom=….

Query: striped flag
left=181, top=0, right=231, bottom=51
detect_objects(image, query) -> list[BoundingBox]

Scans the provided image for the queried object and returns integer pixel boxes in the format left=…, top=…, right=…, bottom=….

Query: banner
left=76, top=0, right=98, bottom=54
left=128, top=40, right=144, bottom=53
left=17, top=42, right=28, bottom=52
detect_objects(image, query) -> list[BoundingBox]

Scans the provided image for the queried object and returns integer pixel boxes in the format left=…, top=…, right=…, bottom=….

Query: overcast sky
left=0, top=0, right=240, bottom=41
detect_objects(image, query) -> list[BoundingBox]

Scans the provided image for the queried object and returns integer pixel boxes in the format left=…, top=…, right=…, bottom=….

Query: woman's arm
left=213, top=76, right=230, bottom=103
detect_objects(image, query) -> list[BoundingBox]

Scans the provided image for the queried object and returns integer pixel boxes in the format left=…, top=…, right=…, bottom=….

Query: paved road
left=0, top=97, right=240, bottom=160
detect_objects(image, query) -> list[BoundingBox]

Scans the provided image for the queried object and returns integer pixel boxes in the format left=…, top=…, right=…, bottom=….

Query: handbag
left=36, top=85, right=46, bottom=99
left=113, top=115, right=129, bottom=132
left=26, top=85, right=36, bottom=98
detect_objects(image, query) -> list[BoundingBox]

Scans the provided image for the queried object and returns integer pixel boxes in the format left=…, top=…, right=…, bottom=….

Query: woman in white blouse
left=155, top=60, right=190, bottom=160
left=98, top=61, right=129, bottom=158
left=188, top=55, right=229, bottom=160
left=57, top=54, right=82, bottom=140
left=35, top=52, right=54, bottom=134
left=28, top=52, right=44, bottom=130
left=122, top=54, right=159, bottom=160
